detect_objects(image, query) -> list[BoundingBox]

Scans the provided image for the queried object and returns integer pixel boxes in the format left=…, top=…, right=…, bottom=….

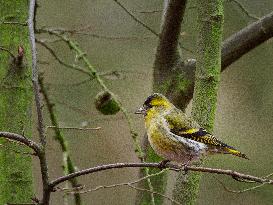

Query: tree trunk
left=172, top=0, right=224, bottom=204
left=136, top=1, right=188, bottom=204
left=0, top=1, right=34, bottom=204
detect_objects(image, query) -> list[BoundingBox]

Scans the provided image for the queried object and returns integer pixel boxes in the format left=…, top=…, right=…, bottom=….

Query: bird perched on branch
left=135, top=93, right=248, bottom=165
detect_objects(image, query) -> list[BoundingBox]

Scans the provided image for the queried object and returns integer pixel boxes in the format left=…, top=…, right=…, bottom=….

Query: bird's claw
left=180, top=163, right=189, bottom=175
left=159, top=160, right=170, bottom=169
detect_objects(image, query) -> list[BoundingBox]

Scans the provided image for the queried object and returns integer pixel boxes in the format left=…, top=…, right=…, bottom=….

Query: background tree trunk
left=172, top=0, right=224, bottom=204
left=0, top=1, right=34, bottom=203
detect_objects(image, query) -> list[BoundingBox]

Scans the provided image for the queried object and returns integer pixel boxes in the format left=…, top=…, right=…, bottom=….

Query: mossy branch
left=38, top=76, right=83, bottom=205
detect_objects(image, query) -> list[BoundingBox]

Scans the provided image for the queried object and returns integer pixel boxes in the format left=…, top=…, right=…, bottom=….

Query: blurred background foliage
left=34, top=0, right=273, bottom=204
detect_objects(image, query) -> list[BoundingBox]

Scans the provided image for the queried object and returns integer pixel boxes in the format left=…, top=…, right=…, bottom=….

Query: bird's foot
left=179, top=162, right=190, bottom=175
left=159, top=160, right=170, bottom=169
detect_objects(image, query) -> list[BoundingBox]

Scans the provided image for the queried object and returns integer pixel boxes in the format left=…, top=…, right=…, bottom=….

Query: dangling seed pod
left=95, top=91, right=120, bottom=115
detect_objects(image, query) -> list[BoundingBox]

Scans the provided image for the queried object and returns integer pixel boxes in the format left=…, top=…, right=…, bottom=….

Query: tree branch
left=222, top=11, right=273, bottom=69
left=154, top=0, right=187, bottom=75
left=49, top=162, right=273, bottom=189
left=28, top=0, right=46, bottom=146
left=172, top=11, right=273, bottom=109
left=36, top=39, right=91, bottom=76
left=0, top=132, right=40, bottom=153
left=112, top=0, right=158, bottom=37
left=28, top=1, right=50, bottom=204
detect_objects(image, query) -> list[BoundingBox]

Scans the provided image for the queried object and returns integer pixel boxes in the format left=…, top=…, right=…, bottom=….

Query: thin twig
left=0, top=46, right=15, bottom=58
left=0, top=21, right=27, bottom=26
left=228, top=0, right=260, bottom=20
left=112, top=0, right=158, bottom=36
left=112, top=0, right=190, bottom=52
left=46, top=126, right=101, bottom=131
left=6, top=203, right=36, bottom=205
left=128, top=184, right=181, bottom=205
left=58, top=169, right=180, bottom=205
left=137, top=9, right=162, bottom=14
left=215, top=177, right=269, bottom=193
left=38, top=27, right=153, bottom=41
left=36, top=39, right=91, bottom=76
left=67, top=169, right=167, bottom=194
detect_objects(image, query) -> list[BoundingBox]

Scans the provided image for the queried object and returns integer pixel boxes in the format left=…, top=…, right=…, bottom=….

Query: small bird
left=135, top=93, right=248, bottom=165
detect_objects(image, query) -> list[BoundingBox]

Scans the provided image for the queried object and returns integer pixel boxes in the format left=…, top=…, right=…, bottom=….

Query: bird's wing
left=165, top=109, right=232, bottom=148
left=164, top=108, right=249, bottom=159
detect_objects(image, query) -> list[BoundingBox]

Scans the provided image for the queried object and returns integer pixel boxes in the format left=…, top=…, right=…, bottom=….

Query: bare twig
left=0, top=46, right=15, bottom=58
left=46, top=126, right=101, bottom=131
left=0, top=132, right=40, bottom=153
left=36, top=39, right=91, bottom=76
left=28, top=0, right=50, bottom=204
left=112, top=0, right=158, bottom=36
left=128, top=184, right=181, bottom=205
left=6, top=203, right=36, bottom=205
left=38, top=27, right=153, bottom=41
left=228, top=0, right=259, bottom=20
left=67, top=169, right=167, bottom=194
left=49, top=162, right=273, bottom=189
left=0, top=21, right=27, bottom=26
left=112, top=0, right=189, bottom=52
left=215, top=177, right=269, bottom=193
left=56, top=169, right=180, bottom=204
left=137, top=9, right=162, bottom=14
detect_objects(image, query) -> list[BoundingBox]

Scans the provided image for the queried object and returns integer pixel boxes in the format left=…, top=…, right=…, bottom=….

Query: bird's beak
left=135, top=106, right=146, bottom=115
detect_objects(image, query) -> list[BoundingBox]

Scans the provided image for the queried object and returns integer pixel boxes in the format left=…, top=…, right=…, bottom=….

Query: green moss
left=0, top=1, right=34, bottom=203
left=157, top=78, right=173, bottom=94
left=176, top=73, right=191, bottom=92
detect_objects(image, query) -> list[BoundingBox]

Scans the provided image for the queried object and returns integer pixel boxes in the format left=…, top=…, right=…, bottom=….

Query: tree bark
left=0, top=1, right=34, bottom=204
left=172, top=0, right=224, bottom=204
left=136, top=1, right=188, bottom=205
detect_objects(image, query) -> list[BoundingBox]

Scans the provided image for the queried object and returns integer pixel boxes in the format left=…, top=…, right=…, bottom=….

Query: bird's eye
left=145, top=103, right=152, bottom=109
left=144, top=103, right=152, bottom=109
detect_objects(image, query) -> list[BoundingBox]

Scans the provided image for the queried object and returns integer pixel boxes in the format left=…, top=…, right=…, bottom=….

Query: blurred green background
left=35, top=0, right=273, bottom=204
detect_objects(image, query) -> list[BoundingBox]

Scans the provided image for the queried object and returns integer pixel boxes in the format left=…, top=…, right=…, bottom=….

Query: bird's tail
left=225, top=147, right=249, bottom=159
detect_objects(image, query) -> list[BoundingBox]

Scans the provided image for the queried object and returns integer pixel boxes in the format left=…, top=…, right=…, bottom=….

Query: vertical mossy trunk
left=172, top=0, right=224, bottom=204
left=0, top=1, right=34, bottom=204
left=136, top=1, right=187, bottom=204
